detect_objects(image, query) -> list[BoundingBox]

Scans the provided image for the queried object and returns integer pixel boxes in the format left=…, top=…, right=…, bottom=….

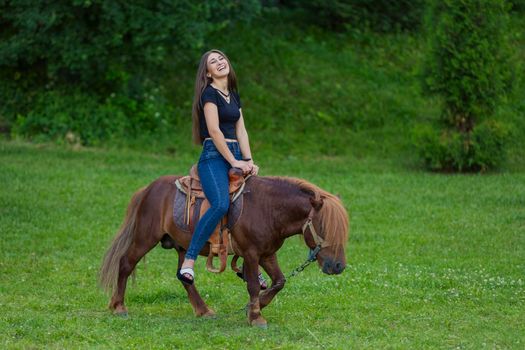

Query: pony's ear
left=310, top=196, right=324, bottom=211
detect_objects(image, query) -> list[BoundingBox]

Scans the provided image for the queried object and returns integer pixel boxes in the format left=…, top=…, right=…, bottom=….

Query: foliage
left=417, top=0, right=515, bottom=172
left=423, top=0, right=513, bottom=128
left=0, top=4, right=524, bottom=170
left=413, top=120, right=511, bottom=172
left=0, top=0, right=260, bottom=89
left=11, top=88, right=174, bottom=146
left=4, top=7, right=436, bottom=155
left=509, top=0, right=525, bottom=11
left=0, top=0, right=260, bottom=143
left=276, top=0, right=427, bottom=32
left=1, top=141, right=524, bottom=348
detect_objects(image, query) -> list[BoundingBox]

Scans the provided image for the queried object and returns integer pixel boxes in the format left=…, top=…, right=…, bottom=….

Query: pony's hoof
left=112, top=305, right=128, bottom=318
left=250, top=317, right=268, bottom=329
left=114, top=310, right=128, bottom=318
left=202, top=309, right=217, bottom=319
left=196, top=308, right=216, bottom=318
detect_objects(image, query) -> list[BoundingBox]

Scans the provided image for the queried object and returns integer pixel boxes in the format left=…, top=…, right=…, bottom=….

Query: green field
left=1, top=140, right=524, bottom=349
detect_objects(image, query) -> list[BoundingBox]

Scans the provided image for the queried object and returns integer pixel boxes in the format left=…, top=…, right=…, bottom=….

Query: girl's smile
left=207, top=53, right=230, bottom=77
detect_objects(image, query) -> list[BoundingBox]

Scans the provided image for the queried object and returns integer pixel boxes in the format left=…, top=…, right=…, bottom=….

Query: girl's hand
left=231, top=160, right=252, bottom=174
left=250, top=163, right=259, bottom=175
left=245, top=159, right=259, bottom=175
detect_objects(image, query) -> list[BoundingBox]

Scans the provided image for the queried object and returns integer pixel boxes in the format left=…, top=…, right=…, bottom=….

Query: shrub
left=12, top=89, right=173, bottom=146
left=416, top=0, right=514, bottom=171
left=0, top=1, right=260, bottom=90
left=277, top=0, right=427, bottom=32
left=414, top=120, right=511, bottom=172
left=0, top=0, right=260, bottom=143
left=509, top=0, right=525, bottom=12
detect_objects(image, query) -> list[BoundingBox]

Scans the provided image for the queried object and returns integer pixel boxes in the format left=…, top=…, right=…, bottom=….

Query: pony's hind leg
left=101, top=177, right=178, bottom=317
left=109, top=238, right=158, bottom=316
left=258, top=254, right=286, bottom=310
left=175, top=248, right=216, bottom=317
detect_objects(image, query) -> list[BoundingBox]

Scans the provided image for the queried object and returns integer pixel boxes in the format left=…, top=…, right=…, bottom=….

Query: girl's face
left=206, top=52, right=230, bottom=79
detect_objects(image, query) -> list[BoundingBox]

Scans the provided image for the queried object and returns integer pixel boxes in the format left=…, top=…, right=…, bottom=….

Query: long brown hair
left=191, top=49, right=239, bottom=145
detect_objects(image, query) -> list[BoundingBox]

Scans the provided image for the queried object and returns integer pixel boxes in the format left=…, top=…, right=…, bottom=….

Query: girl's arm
left=236, top=109, right=252, bottom=160
left=236, top=109, right=259, bottom=175
left=204, top=103, right=251, bottom=173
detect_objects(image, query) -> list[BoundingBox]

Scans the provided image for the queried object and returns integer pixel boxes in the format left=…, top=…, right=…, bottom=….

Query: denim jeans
left=185, top=139, right=242, bottom=260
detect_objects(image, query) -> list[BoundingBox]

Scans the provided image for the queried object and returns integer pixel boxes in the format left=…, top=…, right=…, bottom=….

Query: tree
left=416, top=0, right=514, bottom=172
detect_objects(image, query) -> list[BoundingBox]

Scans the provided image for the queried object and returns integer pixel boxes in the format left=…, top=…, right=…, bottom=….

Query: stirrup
left=177, top=267, right=195, bottom=285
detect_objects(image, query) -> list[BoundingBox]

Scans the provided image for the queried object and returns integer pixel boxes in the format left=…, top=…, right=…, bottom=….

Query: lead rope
left=287, top=244, right=322, bottom=278
left=287, top=200, right=326, bottom=279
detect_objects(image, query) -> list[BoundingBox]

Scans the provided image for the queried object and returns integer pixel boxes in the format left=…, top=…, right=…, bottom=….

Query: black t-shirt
left=199, top=85, right=242, bottom=141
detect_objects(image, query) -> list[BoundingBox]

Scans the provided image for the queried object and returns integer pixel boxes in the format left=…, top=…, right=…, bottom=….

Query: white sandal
left=177, top=267, right=195, bottom=285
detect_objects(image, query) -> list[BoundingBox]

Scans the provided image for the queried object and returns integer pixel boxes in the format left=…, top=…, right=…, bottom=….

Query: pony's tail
left=99, top=187, right=146, bottom=295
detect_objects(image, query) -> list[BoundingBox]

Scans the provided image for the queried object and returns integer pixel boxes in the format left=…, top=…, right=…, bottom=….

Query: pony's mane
left=268, top=176, right=349, bottom=251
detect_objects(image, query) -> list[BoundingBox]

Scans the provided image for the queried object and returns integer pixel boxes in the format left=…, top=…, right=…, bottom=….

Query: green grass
left=1, top=140, right=524, bottom=349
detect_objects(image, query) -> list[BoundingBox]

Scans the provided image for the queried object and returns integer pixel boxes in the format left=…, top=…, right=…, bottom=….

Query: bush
left=509, top=0, right=525, bottom=12
left=417, top=0, right=514, bottom=171
left=12, top=89, right=173, bottom=146
left=414, top=120, right=511, bottom=172
left=0, top=0, right=260, bottom=143
left=0, top=1, right=260, bottom=90
left=277, top=0, right=427, bottom=32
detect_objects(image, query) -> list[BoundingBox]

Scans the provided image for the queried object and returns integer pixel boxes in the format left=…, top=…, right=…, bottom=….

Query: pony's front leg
left=243, top=256, right=267, bottom=328
left=259, top=254, right=286, bottom=310
left=176, top=249, right=215, bottom=318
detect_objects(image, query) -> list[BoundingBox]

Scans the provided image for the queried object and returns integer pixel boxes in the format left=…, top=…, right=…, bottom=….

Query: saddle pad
left=172, top=187, right=243, bottom=233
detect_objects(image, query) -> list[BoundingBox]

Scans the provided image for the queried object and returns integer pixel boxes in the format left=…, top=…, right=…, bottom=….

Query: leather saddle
left=174, top=165, right=247, bottom=273
left=178, top=164, right=245, bottom=200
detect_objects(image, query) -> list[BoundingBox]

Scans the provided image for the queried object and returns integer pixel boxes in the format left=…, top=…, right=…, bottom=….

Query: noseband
left=301, top=205, right=330, bottom=261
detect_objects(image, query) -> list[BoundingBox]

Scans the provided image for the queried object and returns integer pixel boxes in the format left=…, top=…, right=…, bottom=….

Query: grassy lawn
left=1, top=140, right=524, bottom=349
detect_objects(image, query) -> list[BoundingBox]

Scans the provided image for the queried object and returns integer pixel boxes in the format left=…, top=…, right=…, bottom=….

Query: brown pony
left=99, top=175, right=349, bottom=327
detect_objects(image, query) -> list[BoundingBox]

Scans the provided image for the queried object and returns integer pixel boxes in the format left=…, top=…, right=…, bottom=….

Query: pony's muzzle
left=322, top=259, right=345, bottom=275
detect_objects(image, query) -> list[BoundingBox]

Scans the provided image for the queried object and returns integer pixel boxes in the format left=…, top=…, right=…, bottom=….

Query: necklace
left=216, top=89, right=230, bottom=98
left=211, top=84, right=230, bottom=98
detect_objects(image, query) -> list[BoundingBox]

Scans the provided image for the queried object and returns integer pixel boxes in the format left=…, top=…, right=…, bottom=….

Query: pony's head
left=294, top=179, right=349, bottom=275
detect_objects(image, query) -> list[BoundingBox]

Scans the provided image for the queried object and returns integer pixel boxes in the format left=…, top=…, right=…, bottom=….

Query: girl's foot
left=177, top=267, right=195, bottom=285
left=236, top=265, right=268, bottom=290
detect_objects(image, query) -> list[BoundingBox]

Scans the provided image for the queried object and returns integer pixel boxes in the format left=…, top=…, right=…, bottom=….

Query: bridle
left=287, top=205, right=330, bottom=278
left=301, top=204, right=330, bottom=261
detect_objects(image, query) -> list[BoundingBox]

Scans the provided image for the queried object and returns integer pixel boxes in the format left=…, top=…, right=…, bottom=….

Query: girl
left=177, top=49, right=264, bottom=287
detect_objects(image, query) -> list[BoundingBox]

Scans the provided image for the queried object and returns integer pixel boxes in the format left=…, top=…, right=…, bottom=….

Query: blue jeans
left=185, top=139, right=242, bottom=260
